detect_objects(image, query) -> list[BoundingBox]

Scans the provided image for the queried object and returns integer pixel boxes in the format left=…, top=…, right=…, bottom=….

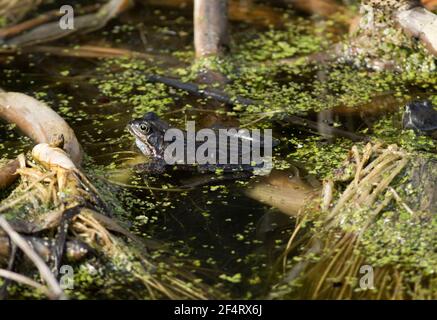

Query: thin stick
left=26, top=45, right=173, bottom=63
left=194, top=0, right=229, bottom=58
left=0, top=4, right=100, bottom=39
left=0, top=216, right=66, bottom=299
left=0, top=172, right=55, bottom=213
left=147, top=74, right=254, bottom=105
left=0, top=269, right=52, bottom=298
left=0, top=158, right=19, bottom=190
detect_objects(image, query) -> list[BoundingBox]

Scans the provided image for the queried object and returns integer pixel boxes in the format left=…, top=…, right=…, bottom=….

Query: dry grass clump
left=273, top=143, right=437, bottom=299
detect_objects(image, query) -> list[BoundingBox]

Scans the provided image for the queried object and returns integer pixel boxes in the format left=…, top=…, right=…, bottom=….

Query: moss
left=176, top=56, right=237, bottom=82
left=3, top=3, right=437, bottom=300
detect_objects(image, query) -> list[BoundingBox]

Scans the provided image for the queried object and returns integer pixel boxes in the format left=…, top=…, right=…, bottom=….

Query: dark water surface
left=1, top=1, right=435, bottom=298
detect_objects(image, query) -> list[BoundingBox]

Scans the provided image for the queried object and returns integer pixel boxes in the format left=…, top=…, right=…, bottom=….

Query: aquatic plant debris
left=1, top=0, right=437, bottom=301
left=272, top=143, right=437, bottom=300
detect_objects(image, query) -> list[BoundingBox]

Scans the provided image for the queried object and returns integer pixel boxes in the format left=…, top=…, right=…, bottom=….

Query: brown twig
left=0, top=4, right=100, bottom=39
left=0, top=240, right=17, bottom=299
left=0, top=216, right=65, bottom=299
left=0, top=158, right=20, bottom=190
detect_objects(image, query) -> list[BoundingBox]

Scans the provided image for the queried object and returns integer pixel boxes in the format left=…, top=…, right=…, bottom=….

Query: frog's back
left=403, top=100, right=437, bottom=132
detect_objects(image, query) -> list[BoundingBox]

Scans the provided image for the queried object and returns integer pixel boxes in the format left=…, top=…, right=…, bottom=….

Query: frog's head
left=128, top=112, right=169, bottom=158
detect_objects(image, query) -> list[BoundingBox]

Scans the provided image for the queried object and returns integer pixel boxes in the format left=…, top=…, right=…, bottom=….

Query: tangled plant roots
left=274, top=143, right=437, bottom=300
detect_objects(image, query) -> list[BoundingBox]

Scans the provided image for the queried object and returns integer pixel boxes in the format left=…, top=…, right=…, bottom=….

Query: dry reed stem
left=0, top=0, right=42, bottom=25
left=283, top=143, right=415, bottom=299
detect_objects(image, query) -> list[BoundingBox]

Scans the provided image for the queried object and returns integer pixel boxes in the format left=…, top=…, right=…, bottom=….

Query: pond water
left=0, top=0, right=436, bottom=299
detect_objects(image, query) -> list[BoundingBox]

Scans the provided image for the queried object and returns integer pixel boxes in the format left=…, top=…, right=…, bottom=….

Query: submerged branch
left=144, top=0, right=354, bottom=26
left=0, top=92, right=82, bottom=166
left=147, top=74, right=367, bottom=142
left=0, top=4, right=100, bottom=39
left=0, top=216, right=65, bottom=299
left=0, top=159, right=20, bottom=190
left=24, top=45, right=180, bottom=65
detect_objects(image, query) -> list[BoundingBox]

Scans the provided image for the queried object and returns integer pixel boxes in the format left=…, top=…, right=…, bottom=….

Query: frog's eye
left=140, top=124, right=150, bottom=133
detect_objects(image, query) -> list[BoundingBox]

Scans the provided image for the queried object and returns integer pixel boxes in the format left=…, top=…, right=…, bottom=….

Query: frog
left=403, top=100, right=437, bottom=137
left=127, top=112, right=275, bottom=175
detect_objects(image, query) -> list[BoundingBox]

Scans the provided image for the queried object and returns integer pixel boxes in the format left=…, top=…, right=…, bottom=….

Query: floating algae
left=272, top=143, right=437, bottom=299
